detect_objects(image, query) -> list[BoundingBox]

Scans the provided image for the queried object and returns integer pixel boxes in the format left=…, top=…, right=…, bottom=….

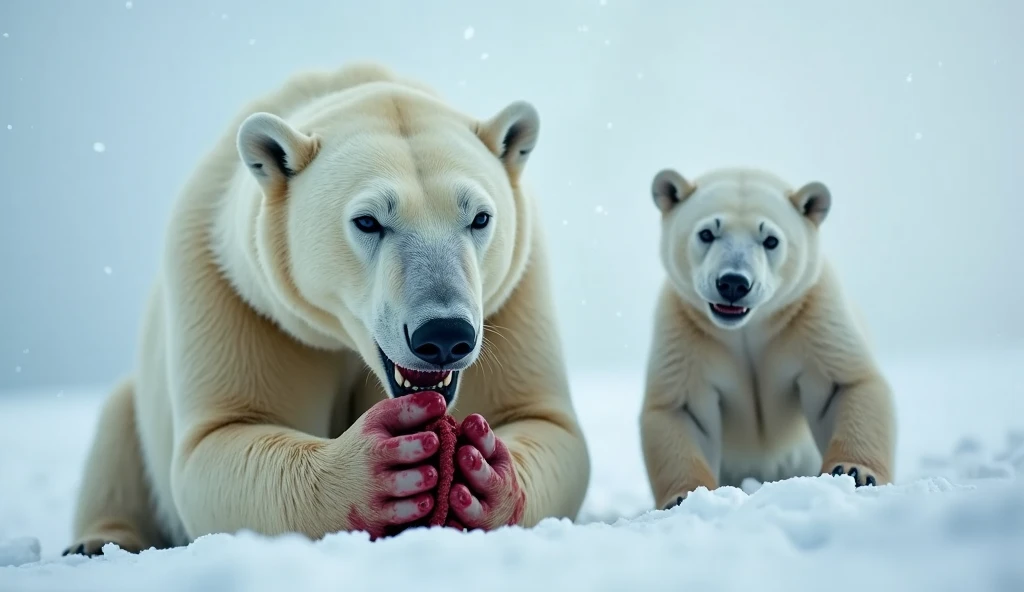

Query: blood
left=381, top=413, right=462, bottom=538
left=347, top=506, right=384, bottom=541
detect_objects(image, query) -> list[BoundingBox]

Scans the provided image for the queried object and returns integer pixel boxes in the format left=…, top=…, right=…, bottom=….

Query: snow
left=1, top=347, right=1023, bottom=591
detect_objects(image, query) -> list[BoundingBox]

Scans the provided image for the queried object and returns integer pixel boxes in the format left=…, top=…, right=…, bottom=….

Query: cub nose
left=716, top=273, right=751, bottom=302
left=409, top=318, right=476, bottom=366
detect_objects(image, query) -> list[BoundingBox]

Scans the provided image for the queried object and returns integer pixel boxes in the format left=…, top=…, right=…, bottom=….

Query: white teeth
left=412, top=386, right=419, bottom=391
left=394, top=367, right=404, bottom=386
left=403, top=380, right=411, bottom=388
left=443, top=373, right=453, bottom=387
left=437, top=381, right=444, bottom=388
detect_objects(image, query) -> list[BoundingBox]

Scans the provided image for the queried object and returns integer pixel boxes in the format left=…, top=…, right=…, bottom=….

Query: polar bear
left=638, top=166, right=897, bottom=510
left=64, top=62, right=590, bottom=556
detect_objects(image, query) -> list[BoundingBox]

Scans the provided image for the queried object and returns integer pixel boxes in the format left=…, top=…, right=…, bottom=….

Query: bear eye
left=353, top=215, right=383, bottom=234
left=698, top=229, right=715, bottom=244
left=763, top=236, right=779, bottom=250
left=471, top=212, right=491, bottom=230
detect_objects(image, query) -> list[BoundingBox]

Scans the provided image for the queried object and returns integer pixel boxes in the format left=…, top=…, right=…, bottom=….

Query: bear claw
left=829, top=463, right=878, bottom=487
left=662, top=495, right=685, bottom=511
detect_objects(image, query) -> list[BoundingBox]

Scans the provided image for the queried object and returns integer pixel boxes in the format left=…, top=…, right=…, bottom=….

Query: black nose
left=716, top=273, right=751, bottom=302
left=408, top=318, right=476, bottom=366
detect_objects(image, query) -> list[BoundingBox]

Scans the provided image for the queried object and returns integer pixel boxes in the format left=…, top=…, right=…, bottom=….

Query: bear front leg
left=65, top=379, right=168, bottom=557
left=803, top=375, right=896, bottom=487
left=170, top=392, right=449, bottom=542
left=640, top=395, right=722, bottom=511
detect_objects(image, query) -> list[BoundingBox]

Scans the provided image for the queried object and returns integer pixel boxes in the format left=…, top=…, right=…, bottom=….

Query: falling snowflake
left=249, top=39, right=256, bottom=46
left=93, top=142, right=106, bottom=153
left=6, top=124, right=10, bottom=130
left=104, top=266, right=113, bottom=275
left=562, top=220, right=569, bottom=226
left=606, top=122, right=613, bottom=130
left=604, top=39, right=611, bottom=46
left=458, top=80, right=467, bottom=87
left=577, top=25, right=589, bottom=33
left=914, top=132, right=923, bottom=140
left=600, top=0, right=608, bottom=5
left=221, top=13, right=228, bottom=20
left=595, top=205, right=605, bottom=214
left=14, top=366, right=21, bottom=373
left=2, top=33, right=8, bottom=39
left=22, top=349, right=29, bottom=354
left=56, top=390, right=64, bottom=398
left=581, top=299, right=588, bottom=306
left=615, top=311, right=623, bottom=318
left=905, top=73, right=913, bottom=83
left=938, top=61, right=944, bottom=68
left=463, top=26, right=475, bottom=40
left=125, top=1, right=132, bottom=8
left=480, top=53, right=489, bottom=60
left=636, top=72, right=644, bottom=80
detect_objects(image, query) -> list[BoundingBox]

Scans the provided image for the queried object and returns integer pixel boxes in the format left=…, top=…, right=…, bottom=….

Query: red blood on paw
left=382, top=413, right=461, bottom=539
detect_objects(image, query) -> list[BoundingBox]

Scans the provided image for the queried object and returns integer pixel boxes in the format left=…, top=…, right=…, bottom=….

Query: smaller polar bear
left=639, top=166, right=897, bottom=510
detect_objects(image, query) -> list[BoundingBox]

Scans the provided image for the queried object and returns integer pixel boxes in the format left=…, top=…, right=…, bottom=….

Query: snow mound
left=2, top=475, right=1022, bottom=592
left=0, top=537, right=40, bottom=568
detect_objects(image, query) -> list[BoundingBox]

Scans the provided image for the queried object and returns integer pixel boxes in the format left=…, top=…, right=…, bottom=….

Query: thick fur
left=640, top=167, right=896, bottom=510
left=66, top=62, right=589, bottom=554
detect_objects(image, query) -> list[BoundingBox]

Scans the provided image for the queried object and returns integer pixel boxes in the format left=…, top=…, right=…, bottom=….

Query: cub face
left=236, top=84, right=540, bottom=404
left=651, top=167, right=832, bottom=330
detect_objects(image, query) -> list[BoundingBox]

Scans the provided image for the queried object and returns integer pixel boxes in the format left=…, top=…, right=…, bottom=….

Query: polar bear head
left=651, top=166, right=831, bottom=330
left=235, top=81, right=538, bottom=403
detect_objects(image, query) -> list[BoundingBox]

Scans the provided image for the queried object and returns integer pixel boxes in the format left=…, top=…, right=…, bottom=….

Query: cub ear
left=789, top=181, right=832, bottom=226
left=651, top=168, right=696, bottom=214
left=236, top=112, right=320, bottom=193
left=477, top=100, right=540, bottom=181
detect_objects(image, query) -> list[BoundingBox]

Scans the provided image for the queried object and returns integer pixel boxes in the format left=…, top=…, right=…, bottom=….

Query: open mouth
left=378, top=347, right=460, bottom=403
left=709, top=303, right=750, bottom=320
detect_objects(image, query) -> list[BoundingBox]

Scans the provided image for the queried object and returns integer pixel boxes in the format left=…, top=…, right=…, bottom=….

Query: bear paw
left=62, top=533, right=145, bottom=557
left=828, top=463, right=878, bottom=487
left=661, top=493, right=689, bottom=511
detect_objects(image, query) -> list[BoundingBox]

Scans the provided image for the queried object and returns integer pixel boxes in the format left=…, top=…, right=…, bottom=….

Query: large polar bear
left=64, top=62, right=590, bottom=556
left=639, top=166, right=896, bottom=510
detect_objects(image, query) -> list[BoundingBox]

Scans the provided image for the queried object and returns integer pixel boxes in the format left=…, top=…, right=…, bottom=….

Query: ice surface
left=1, top=349, right=1022, bottom=591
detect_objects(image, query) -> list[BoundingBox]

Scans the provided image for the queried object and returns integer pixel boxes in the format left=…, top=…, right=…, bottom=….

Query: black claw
left=65, top=543, right=86, bottom=556
left=848, top=467, right=860, bottom=484
left=662, top=496, right=684, bottom=510
left=831, top=465, right=845, bottom=476
left=866, top=475, right=877, bottom=486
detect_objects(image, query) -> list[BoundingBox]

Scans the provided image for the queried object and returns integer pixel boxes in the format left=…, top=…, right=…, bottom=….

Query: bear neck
left=214, top=170, right=349, bottom=352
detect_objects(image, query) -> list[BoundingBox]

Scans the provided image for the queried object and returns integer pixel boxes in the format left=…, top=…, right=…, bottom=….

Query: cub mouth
left=378, top=347, right=460, bottom=403
left=709, top=303, right=750, bottom=320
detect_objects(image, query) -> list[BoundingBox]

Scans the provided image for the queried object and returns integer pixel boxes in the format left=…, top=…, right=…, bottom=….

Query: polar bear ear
left=789, top=181, right=832, bottom=226
left=477, top=101, right=540, bottom=181
left=236, top=112, right=321, bottom=193
left=651, top=168, right=696, bottom=214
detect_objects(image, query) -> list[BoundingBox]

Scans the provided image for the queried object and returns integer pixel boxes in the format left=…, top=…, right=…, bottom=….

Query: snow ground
left=1, top=347, right=1022, bottom=591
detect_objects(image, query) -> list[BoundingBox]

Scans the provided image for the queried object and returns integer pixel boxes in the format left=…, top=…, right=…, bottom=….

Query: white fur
left=640, top=166, right=896, bottom=510
left=65, top=62, right=589, bottom=555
